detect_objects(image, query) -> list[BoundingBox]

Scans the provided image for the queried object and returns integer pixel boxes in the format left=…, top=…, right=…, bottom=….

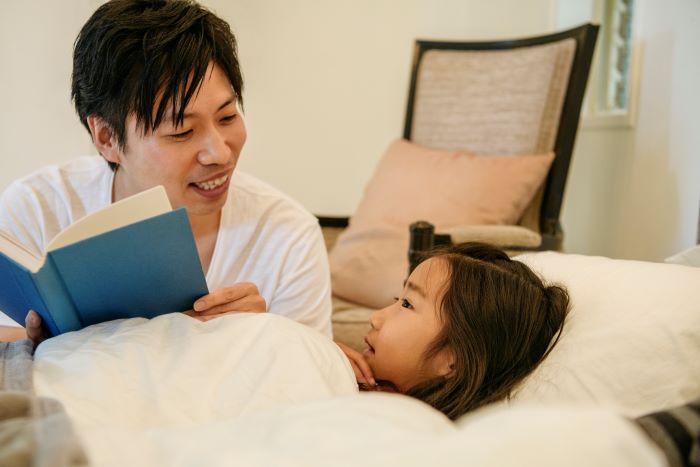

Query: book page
left=47, top=186, right=173, bottom=251
left=0, top=231, right=43, bottom=271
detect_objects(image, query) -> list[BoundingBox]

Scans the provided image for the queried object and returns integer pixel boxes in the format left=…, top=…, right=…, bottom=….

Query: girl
left=338, top=242, right=570, bottom=420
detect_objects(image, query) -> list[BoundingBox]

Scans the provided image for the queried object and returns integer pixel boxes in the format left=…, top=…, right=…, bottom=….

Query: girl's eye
left=220, top=114, right=236, bottom=123
left=394, top=297, right=413, bottom=309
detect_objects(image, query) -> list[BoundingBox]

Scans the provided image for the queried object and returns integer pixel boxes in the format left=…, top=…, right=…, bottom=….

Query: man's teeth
left=194, top=174, right=228, bottom=191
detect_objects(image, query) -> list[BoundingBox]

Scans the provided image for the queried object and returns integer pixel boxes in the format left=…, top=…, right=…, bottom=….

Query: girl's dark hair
left=407, top=243, right=570, bottom=420
left=71, top=0, right=243, bottom=169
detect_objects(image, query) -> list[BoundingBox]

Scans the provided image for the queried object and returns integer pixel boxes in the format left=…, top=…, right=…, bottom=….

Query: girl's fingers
left=349, top=360, right=368, bottom=384
left=336, top=342, right=375, bottom=386
left=351, top=355, right=375, bottom=386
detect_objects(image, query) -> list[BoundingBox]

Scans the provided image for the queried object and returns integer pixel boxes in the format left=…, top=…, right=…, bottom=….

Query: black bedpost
left=408, top=221, right=435, bottom=275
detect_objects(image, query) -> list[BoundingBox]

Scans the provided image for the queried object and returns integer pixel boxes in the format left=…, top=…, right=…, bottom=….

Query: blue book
left=0, top=186, right=209, bottom=337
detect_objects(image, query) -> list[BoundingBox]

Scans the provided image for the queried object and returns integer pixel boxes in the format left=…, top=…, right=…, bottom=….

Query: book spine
left=33, top=255, right=83, bottom=335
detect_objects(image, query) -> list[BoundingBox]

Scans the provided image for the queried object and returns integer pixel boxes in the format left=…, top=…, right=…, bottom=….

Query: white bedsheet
left=34, top=312, right=358, bottom=463
left=39, top=395, right=667, bottom=467
left=33, top=311, right=665, bottom=467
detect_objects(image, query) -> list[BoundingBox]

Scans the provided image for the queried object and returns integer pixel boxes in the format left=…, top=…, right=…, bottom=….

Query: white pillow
left=512, top=252, right=700, bottom=416
left=665, top=244, right=700, bottom=267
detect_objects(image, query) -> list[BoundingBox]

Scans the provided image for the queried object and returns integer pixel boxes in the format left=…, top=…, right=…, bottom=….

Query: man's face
left=113, top=63, right=246, bottom=218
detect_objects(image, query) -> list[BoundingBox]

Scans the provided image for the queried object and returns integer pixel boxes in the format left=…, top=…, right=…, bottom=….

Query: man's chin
left=181, top=199, right=225, bottom=218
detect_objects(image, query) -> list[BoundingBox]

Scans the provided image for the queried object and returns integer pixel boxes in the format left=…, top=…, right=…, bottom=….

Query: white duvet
left=34, top=312, right=664, bottom=467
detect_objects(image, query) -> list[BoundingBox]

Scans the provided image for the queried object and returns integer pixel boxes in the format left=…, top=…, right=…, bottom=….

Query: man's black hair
left=71, top=0, right=243, bottom=167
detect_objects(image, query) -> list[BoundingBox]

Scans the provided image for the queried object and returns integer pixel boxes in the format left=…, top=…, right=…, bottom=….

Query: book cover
left=0, top=186, right=209, bottom=336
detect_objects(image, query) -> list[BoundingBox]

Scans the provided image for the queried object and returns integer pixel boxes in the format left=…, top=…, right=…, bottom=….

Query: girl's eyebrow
left=405, top=280, right=426, bottom=298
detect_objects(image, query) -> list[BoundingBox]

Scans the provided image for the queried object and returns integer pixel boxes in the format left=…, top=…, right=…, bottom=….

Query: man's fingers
left=25, top=310, right=39, bottom=328
left=24, top=310, right=45, bottom=346
left=194, top=295, right=266, bottom=315
left=183, top=309, right=237, bottom=322
left=193, top=283, right=263, bottom=312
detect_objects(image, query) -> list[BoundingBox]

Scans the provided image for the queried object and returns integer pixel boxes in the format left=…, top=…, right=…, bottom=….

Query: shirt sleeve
left=266, top=219, right=333, bottom=338
left=0, top=181, right=55, bottom=257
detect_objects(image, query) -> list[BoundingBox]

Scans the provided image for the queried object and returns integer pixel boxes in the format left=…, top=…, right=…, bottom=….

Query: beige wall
left=0, top=1, right=98, bottom=185
left=211, top=0, right=553, bottom=216
left=561, top=0, right=700, bottom=259
left=1, top=0, right=697, bottom=261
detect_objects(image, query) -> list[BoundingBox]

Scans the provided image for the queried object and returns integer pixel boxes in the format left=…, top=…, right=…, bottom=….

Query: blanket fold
left=0, top=340, right=88, bottom=467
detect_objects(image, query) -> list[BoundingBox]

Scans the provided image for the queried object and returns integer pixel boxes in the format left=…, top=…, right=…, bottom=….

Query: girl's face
left=363, top=257, right=454, bottom=392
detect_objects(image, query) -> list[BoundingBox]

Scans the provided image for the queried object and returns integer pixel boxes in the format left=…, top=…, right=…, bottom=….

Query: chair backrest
left=403, top=24, right=598, bottom=248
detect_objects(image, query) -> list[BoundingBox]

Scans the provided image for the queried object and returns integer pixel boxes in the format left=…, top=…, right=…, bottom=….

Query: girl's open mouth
left=363, top=337, right=375, bottom=355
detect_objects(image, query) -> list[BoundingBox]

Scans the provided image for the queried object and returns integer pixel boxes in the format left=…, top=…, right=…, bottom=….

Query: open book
left=0, top=186, right=209, bottom=337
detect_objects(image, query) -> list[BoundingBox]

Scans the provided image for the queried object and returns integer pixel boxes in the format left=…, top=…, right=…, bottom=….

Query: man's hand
left=336, top=341, right=375, bottom=386
left=185, top=282, right=267, bottom=322
left=25, top=310, right=46, bottom=347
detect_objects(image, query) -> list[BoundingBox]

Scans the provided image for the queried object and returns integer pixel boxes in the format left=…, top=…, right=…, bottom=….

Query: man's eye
left=169, top=129, right=192, bottom=139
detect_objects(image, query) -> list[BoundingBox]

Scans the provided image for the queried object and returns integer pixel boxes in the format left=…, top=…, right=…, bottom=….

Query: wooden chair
left=321, top=23, right=599, bottom=254
left=319, top=24, right=599, bottom=348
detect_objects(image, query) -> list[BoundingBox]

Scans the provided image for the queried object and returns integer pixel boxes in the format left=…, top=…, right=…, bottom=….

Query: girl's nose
left=369, top=305, right=388, bottom=330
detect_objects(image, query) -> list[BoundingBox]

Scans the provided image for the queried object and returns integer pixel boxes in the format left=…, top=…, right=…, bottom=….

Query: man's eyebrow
left=405, top=280, right=426, bottom=298
left=178, top=96, right=237, bottom=120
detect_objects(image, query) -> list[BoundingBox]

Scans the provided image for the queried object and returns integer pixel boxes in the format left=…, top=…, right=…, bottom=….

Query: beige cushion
left=330, top=226, right=407, bottom=309
left=446, top=224, right=541, bottom=248
left=331, top=295, right=373, bottom=352
left=329, top=139, right=554, bottom=308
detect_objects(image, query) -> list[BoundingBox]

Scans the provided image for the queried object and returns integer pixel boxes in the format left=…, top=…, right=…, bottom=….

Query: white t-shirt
left=0, top=156, right=332, bottom=336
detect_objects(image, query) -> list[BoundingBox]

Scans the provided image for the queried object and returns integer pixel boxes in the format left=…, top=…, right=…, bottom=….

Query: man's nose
left=197, top=126, right=231, bottom=165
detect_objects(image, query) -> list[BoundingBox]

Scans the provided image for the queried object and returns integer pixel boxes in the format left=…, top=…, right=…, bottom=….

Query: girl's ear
left=433, top=347, right=456, bottom=378
left=86, top=116, right=122, bottom=165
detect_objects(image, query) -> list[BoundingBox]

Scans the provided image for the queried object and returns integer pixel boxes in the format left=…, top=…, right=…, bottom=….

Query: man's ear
left=86, top=116, right=122, bottom=165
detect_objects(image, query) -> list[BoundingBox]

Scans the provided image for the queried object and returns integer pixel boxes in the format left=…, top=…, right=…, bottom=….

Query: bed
left=1, top=250, right=699, bottom=466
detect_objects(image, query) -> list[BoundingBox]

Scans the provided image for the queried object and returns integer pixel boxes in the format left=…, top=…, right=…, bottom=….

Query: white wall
left=210, top=0, right=553, bottom=216
left=0, top=0, right=552, bottom=211
left=1, top=0, right=697, bottom=261
left=0, top=1, right=98, bottom=186
left=559, top=0, right=700, bottom=259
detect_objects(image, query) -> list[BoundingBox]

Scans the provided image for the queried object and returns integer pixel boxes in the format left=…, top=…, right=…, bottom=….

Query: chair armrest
left=316, top=216, right=349, bottom=228
left=315, top=216, right=350, bottom=252
left=444, top=224, right=542, bottom=249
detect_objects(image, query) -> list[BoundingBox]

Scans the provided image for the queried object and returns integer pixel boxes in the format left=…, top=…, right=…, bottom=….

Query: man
left=0, top=0, right=331, bottom=343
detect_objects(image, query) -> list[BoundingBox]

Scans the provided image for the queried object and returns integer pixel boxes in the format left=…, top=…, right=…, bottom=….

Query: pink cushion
left=329, top=139, right=554, bottom=309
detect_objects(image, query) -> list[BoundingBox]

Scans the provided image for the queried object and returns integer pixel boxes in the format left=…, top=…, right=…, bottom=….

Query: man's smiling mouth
left=193, top=174, right=229, bottom=191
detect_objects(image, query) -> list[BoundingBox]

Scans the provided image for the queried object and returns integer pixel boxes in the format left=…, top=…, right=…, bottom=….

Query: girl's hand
left=186, top=282, right=267, bottom=322
left=336, top=341, right=375, bottom=386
